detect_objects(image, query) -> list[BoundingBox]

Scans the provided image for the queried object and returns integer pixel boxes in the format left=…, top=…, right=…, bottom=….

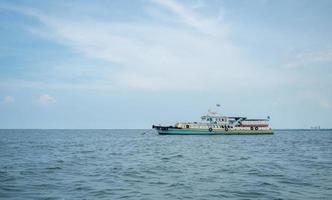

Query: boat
left=152, top=107, right=273, bottom=135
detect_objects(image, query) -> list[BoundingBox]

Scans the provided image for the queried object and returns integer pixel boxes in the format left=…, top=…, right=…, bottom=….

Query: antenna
left=215, top=104, right=221, bottom=115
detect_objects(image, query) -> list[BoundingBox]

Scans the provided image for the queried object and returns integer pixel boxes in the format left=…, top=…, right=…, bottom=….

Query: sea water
left=0, top=129, right=331, bottom=199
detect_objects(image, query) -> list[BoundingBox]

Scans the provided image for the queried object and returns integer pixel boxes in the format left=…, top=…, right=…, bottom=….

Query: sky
left=0, top=0, right=331, bottom=129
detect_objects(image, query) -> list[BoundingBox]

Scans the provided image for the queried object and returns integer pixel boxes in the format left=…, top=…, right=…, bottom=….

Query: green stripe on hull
left=157, top=129, right=273, bottom=135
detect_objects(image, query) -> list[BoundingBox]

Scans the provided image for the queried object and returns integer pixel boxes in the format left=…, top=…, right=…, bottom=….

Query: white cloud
left=2, top=96, right=15, bottom=104
left=38, top=94, right=56, bottom=105
left=0, top=1, right=290, bottom=93
left=319, top=99, right=331, bottom=109
left=151, top=0, right=223, bottom=36
left=297, top=90, right=332, bottom=110
left=285, top=50, right=332, bottom=68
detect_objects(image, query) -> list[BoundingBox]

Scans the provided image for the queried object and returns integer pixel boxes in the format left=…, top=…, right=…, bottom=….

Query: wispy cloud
left=0, top=0, right=279, bottom=92
left=151, top=0, right=223, bottom=36
left=285, top=50, right=332, bottom=68
left=297, top=90, right=331, bottom=110
left=38, top=94, right=56, bottom=105
left=2, top=96, right=15, bottom=104
left=319, top=99, right=331, bottom=109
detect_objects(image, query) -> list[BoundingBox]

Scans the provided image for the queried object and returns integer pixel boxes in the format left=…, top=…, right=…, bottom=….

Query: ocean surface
left=0, top=129, right=331, bottom=200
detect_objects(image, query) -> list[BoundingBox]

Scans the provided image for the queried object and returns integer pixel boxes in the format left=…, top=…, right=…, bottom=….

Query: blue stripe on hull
left=157, top=129, right=273, bottom=135
left=158, top=129, right=225, bottom=135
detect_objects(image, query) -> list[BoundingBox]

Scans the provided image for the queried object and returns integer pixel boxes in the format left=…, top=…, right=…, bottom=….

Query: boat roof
left=219, top=116, right=269, bottom=121
left=201, top=115, right=227, bottom=118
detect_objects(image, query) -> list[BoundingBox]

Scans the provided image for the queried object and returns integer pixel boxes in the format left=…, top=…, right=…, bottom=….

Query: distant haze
left=0, top=0, right=331, bottom=129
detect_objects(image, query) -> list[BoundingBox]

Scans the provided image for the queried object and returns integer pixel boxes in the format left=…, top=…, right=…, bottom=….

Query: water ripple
left=0, top=129, right=331, bottom=199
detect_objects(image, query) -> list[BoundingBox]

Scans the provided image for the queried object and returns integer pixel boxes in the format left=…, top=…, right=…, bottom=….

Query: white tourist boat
left=153, top=106, right=273, bottom=135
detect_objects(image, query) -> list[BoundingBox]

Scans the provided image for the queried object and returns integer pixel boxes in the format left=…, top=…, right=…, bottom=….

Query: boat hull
left=156, top=128, right=273, bottom=135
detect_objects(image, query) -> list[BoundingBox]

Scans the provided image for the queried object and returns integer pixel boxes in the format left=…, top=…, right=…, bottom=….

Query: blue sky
left=0, top=0, right=331, bottom=129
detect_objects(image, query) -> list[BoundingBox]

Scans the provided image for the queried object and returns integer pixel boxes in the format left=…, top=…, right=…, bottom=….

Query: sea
left=0, top=129, right=331, bottom=200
